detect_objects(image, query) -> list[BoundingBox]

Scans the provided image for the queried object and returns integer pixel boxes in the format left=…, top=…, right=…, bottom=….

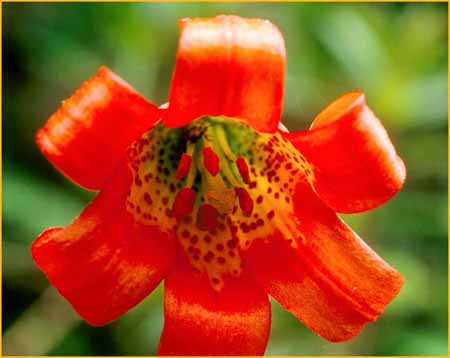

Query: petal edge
left=158, top=258, right=271, bottom=356
left=243, top=182, right=404, bottom=342
left=165, top=15, right=285, bottom=133
left=31, top=165, right=175, bottom=325
left=37, top=66, right=161, bottom=190
left=285, top=90, right=406, bottom=213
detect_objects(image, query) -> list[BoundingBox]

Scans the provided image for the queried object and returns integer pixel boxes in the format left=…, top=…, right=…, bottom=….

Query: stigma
left=126, top=116, right=314, bottom=290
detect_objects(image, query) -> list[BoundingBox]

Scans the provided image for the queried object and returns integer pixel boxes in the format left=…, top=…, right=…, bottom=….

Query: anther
left=235, top=187, right=254, bottom=217
left=196, top=204, right=220, bottom=231
left=172, top=188, right=196, bottom=219
left=175, top=153, right=192, bottom=179
left=236, top=156, right=250, bottom=184
left=203, top=147, right=220, bottom=176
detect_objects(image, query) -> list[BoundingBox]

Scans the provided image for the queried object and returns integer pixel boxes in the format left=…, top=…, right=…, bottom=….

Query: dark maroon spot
left=240, top=222, right=250, bottom=233
left=144, top=193, right=153, bottom=205
left=204, top=251, right=215, bottom=262
left=212, top=278, right=220, bottom=285
left=182, top=230, right=190, bottom=238
left=216, top=244, right=224, bottom=251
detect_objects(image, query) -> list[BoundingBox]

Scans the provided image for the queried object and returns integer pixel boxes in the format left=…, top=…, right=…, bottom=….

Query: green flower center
left=126, top=116, right=314, bottom=289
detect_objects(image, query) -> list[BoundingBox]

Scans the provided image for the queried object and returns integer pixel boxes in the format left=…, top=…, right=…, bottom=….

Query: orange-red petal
left=243, top=182, right=403, bottom=342
left=165, top=15, right=285, bottom=133
left=31, top=164, right=175, bottom=326
left=285, top=90, right=406, bottom=213
left=36, top=66, right=161, bottom=190
left=158, top=258, right=271, bottom=356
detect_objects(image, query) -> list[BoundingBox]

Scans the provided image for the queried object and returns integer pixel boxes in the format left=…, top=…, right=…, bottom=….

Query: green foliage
left=2, top=2, right=447, bottom=355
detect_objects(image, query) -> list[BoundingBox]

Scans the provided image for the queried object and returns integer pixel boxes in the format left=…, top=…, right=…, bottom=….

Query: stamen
left=215, top=125, right=237, bottom=161
left=197, top=147, right=223, bottom=190
left=210, top=132, right=241, bottom=187
left=219, top=155, right=241, bottom=187
left=184, top=143, right=197, bottom=188
left=127, top=116, right=310, bottom=292
left=172, top=188, right=196, bottom=219
left=235, top=187, right=254, bottom=217
left=196, top=204, right=220, bottom=231
left=236, top=156, right=250, bottom=184
left=175, top=153, right=192, bottom=179
left=198, top=149, right=237, bottom=215
left=203, top=147, right=220, bottom=176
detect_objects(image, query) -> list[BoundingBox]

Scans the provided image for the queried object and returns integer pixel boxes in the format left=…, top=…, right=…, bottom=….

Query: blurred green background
left=2, top=2, right=448, bottom=356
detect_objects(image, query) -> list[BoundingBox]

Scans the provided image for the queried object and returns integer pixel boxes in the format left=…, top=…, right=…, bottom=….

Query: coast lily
left=32, top=15, right=405, bottom=356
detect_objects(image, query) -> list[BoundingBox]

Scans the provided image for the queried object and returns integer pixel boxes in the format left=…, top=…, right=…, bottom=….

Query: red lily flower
left=32, top=15, right=406, bottom=356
